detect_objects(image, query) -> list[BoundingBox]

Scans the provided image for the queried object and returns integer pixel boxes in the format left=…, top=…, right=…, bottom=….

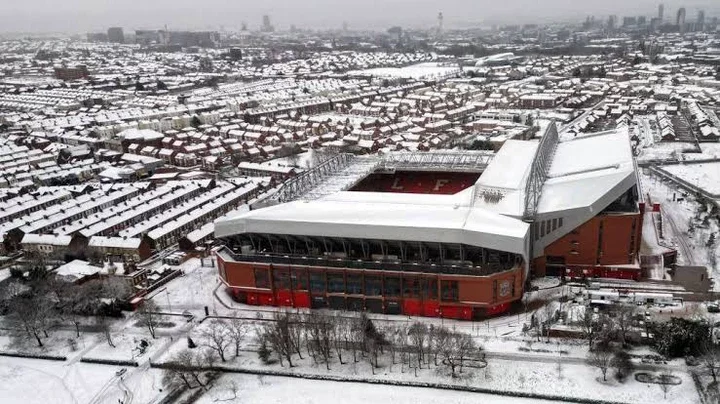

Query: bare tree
left=580, top=307, right=598, bottom=348
left=611, top=350, right=634, bottom=381
left=263, top=311, right=295, bottom=367
left=288, top=312, right=305, bottom=360
left=431, top=325, right=450, bottom=366
left=408, top=322, right=429, bottom=369
left=331, top=314, right=348, bottom=365
left=595, top=313, right=618, bottom=350
left=587, top=347, right=614, bottom=381
left=456, top=332, right=478, bottom=374
left=9, top=293, right=54, bottom=347
left=162, top=349, right=209, bottom=390
left=98, top=315, right=115, bottom=348
left=224, top=317, right=248, bottom=358
left=102, top=277, right=132, bottom=305
left=200, top=319, right=232, bottom=362
left=613, top=305, right=637, bottom=348
left=306, top=312, right=332, bottom=370
left=137, top=300, right=163, bottom=339
left=346, top=313, right=361, bottom=363
left=365, top=336, right=379, bottom=375
left=439, top=329, right=478, bottom=378
left=701, top=342, right=720, bottom=383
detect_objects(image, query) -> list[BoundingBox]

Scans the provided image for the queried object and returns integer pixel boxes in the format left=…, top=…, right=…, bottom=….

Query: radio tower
left=437, top=12, right=444, bottom=39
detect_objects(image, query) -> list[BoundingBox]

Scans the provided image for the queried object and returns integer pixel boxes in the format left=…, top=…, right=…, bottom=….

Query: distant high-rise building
left=107, top=27, right=124, bottom=43
left=638, top=16, right=647, bottom=26
left=262, top=15, right=274, bottom=33
left=622, top=16, right=637, bottom=27
left=87, top=32, right=108, bottom=42
left=342, top=21, right=348, bottom=32
left=658, top=4, right=664, bottom=21
left=677, top=7, right=686, bottom=33
left=437, top=12, right=444, bottom=39
left=607, top=15, right=617, bottom=30
left=697, top=10, right=705, bottom=31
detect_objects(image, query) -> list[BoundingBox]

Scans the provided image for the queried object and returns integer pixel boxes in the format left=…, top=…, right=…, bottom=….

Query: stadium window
left=273, top=268, right=290, bottom=289
left=309, top=271, right=326, bottom=293
left=546, top=220, right=551, bottom=233
left=347, top=273, right=363, bottom=295
left=440, top=280, right=458, bottom=302
left=254, top=268, right=270, bottom=289
left=540, top=221, right=545, bottom=237
left=364, top=275, right=382, bottom=296
left=552, top=218, right=557, bottom=231
left=403, top=277, right=421, bottom=298
left=558, top=217, right=563, bottom=228
left=423, top=278, right=438, bottom=300
left=291, top=268, right=308, bottom=291
left=327, top=273, right=345, bottom=293
left=384, top=276, right=401, bottom=297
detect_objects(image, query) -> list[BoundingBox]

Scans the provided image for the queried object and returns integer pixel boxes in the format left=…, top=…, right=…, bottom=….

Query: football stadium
left=214, top=122, right=644, bottom=319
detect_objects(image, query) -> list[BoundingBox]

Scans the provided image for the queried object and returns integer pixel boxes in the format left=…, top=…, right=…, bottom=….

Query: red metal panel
left=486, top=302, right=510, bottom=316
left=275, top=289, right=293, bottom=307
left=402, top=299, right=423, bottom=317
left=422, top=300, right=440, bottom=317
left=293, top=292, right=311, bottom=308
left=257, top=292, right=274, bottom=306
left=440, top=305, right=472, bottom=320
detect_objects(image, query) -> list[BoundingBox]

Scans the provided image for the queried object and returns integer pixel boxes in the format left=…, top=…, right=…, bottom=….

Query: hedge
left=0, top=351, right=66, bottom=361
left=80, top=358, right=139, bottom=367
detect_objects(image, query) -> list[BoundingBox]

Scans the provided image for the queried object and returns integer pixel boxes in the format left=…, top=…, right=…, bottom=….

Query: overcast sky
left=0, top=0, right=717, bottom=33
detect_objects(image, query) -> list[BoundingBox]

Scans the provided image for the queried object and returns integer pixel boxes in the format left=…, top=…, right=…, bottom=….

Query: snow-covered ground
left=148, top=258, right=223, bottom=316
left=196, top=373, right=579, bottom=404
left=0, top=357, right=120, bottom=404
left=153, top=307, right=698, bottom=404
left=637, top=142, right=697, bottom=162
left=82, top=333, right=170, bottom=363
left=641, top=170, right=720, bottom=283
left=661, top=162, right=720, bottom=196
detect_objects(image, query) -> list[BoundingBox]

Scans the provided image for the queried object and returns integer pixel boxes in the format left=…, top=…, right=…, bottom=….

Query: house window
left=558, top=217, right=563, bottom=228
left=552, top=218, right=557, bottom=231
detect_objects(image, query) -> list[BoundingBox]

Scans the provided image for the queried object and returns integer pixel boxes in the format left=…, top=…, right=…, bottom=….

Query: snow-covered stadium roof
left=214, top=199, right=529, bottom=256
left=216, top=124, right=637, bottom=262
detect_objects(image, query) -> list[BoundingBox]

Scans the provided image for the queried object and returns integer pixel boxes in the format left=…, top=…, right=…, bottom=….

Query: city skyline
left=0, top=0, right=718, bottom=34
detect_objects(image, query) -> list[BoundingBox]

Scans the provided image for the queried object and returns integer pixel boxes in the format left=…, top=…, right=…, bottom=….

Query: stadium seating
left=351, top=171, right=480, bottom=195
